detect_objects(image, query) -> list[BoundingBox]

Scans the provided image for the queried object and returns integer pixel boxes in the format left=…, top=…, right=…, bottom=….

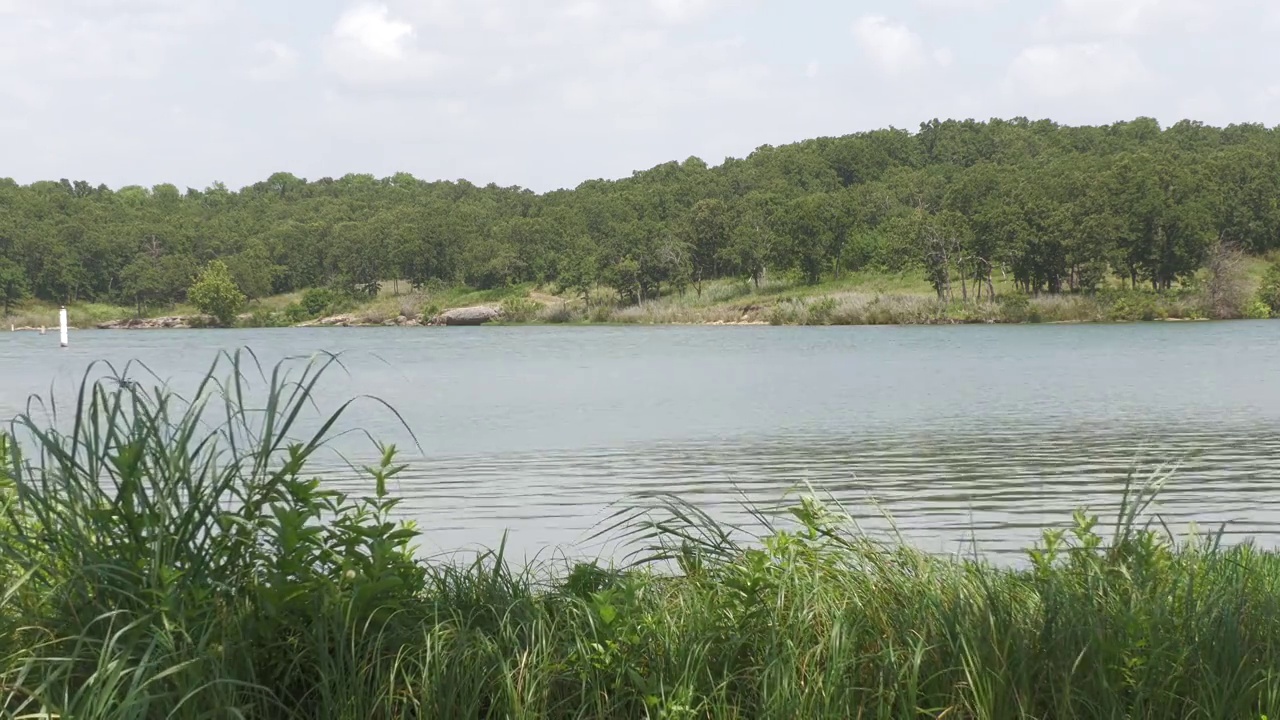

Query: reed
left=1, top=353, right=1278, bottom=719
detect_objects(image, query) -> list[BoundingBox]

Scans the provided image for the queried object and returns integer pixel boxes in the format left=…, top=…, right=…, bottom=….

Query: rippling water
left=2, top=322, right=1278, bottom=561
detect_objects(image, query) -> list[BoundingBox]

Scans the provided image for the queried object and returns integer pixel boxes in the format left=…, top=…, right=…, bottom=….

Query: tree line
left=2, top=116, right=1279, bottom=315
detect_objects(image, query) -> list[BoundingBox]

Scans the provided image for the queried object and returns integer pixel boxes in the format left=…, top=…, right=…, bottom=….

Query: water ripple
left=314, top=426, right=1280, bottom=561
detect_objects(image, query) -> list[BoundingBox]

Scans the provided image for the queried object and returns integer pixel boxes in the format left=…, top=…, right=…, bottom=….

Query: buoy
left=59, top=307, right=68, bottom=348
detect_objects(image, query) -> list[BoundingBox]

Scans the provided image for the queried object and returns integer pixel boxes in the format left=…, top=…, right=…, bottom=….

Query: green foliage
left=998, top=290, right=1032, bottom=322
left=0, top=255, right=28, bottom=315
left=244, top=307, right=290, bottom=328
left=187, top=260, right=246, bottom=326
left=499, top=296, right=541, bottom=322
left=1245, top=300, right=1272, bottom=319
left=121, top=252, right=196, bottom=316
left=1259, top=262, right=1280, bottom=316
left=420, top=302, right=442, bottom=323
left=0, top=352, right=428, bottom=717
left=224, top=241, right=282, bottom=300
left=297, top=287, right=347, bottom=319
left=5, top=117, right=1277, bottom=316
left=1105, top=289, right=1163, bottom=322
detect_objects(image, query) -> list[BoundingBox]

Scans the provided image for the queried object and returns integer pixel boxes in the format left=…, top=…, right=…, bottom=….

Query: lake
left=2, top=322, right=1278, bottom=563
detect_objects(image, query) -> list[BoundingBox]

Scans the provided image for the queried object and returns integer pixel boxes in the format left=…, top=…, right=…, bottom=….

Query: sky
left=0, top=0, right=1277, bottom=192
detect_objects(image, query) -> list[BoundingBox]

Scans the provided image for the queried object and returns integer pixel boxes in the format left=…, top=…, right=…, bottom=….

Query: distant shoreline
left=5, top=314, right=1230, bottom=332
left=6, top=270, right=1274, bottom=331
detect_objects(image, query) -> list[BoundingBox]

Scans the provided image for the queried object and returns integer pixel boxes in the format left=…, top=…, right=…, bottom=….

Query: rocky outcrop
left=312, top=313, right=360, bottom=327
left=427, top=305, right=503, bottom=326
left=97, top=315, right=210, bottom=329
left=299, top=313, right=423, bottom=327
left=382, top=315, right=422, bottom=327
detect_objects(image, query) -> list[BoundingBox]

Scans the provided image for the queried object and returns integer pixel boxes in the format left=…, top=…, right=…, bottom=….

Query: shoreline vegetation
left=6, top=117, right=1280, bottom=332
left=6, top=259, right=1280, bottom=331
left=2, top=351, right=1279, bottom=718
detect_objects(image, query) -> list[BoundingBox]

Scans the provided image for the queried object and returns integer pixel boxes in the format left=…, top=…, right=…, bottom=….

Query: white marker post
left=59, top=307, right=68, bottom=348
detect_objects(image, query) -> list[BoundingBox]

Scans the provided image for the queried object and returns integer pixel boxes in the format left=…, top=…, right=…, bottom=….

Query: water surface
left=2, top=322, right=1277, bottom=561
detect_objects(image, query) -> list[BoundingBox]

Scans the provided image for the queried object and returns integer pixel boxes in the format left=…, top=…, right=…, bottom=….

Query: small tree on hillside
left=189, top=260, right=246, bottom=326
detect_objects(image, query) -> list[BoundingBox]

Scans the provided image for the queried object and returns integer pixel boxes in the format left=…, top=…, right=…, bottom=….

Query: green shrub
left=241, top=307, right=288, bottom=328
left=1106, top=291, right=1159, bottom=322
left=188, top=260, right=246, bottom=326
left=1259, top=262, right=1280, bottom=316
left=300, top=287, right=345, bottom=318
left=1245, top=300, right=1272, bottom=320
left=998, top=291, right=1031, bottom=322
left=499, top=296, right=541, bottom=323
left=284, top=302, right=311, bottom=324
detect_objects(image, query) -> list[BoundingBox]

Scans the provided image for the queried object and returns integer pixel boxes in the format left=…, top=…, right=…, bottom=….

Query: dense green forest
left=2, top=117, right=1279, bottom=316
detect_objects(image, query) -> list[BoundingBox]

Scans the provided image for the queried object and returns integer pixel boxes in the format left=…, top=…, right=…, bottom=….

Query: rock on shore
left=427, top=306, right=503, bottom=326
left=298, top=313, right=422, bottom=327
left=97, top=316, right=211, bottom=330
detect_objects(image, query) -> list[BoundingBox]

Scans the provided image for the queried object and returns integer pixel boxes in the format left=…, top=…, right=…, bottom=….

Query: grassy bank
left=5, top=256, right=1279, bottom=330
left=1, top=352, right=1278, bottom=719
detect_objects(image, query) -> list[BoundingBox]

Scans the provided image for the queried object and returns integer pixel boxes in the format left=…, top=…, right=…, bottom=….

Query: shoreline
left=7, top=285, right=1268, bottom=331
left=5, top=315, right=1231, bottom=331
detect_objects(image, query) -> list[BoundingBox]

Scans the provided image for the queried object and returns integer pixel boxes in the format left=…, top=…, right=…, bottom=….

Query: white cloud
left=324, top=3, right=451, bottom=87
left=853, top=16, right=940, bottom=75
left=1007, top=42, right=1150, bottom=99
left=1, top=0, right=1276, bottom=194
left=333, top=4, right=414, bottom=59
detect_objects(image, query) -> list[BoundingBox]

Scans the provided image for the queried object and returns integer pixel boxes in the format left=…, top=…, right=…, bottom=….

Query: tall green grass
left=1, top=352, right=1278, bottom=718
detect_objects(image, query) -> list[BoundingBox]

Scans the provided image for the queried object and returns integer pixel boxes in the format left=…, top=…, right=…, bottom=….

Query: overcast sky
left=1, top=0, right=1276, bottom=192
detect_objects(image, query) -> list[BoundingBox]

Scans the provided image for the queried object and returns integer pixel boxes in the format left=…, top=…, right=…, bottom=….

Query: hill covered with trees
left=2, top=117, right=1279, bottom=320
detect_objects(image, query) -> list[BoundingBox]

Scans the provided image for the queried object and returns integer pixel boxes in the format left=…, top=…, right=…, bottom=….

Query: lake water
left=2, top=322, right=1278, bottom=563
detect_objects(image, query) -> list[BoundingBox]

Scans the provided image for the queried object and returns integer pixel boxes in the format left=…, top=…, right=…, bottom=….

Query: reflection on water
left=2, top=322, right=1278, bottom=563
